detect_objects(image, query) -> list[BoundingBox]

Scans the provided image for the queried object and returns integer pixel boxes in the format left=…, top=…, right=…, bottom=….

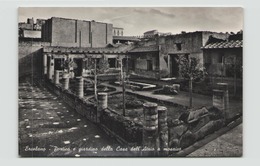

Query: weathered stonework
left=158, top=106, right=169, bottom=156
left=97, top=93, right=108, bottom=123
left=62, top=73, right=69, bottom=90
left=75, top=77, right=84, bottom=98
left=142, top=102, right=159, bottom=156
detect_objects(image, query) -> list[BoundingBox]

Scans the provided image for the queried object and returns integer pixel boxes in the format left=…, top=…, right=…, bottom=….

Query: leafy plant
left=178, top=56, right=206, bottom=108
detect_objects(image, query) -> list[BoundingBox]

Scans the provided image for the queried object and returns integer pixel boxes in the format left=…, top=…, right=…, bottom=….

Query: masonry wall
left=19, top=48, right=43, bottom=77
left=91, top=21, right=113, bottom=48
left=158, top=32, right=228, bottom=78
left=43, top=78, right=143, bottom=145
left=44, top=79, right=98, bottom=122
left=202, top=48, right=243, bottom=96
left=100, top=109, right=143, bottom=145
left=203, top=48, right=242, bottom=77
left=130, top=52, right=160, bottom=79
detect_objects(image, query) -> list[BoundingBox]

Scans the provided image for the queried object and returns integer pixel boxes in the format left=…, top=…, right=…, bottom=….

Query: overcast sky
left=19, top=7, right=243, bottom=36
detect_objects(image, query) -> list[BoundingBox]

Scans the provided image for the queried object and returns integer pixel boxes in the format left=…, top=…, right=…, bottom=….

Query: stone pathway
left=18, top=79, right=132, bottom=157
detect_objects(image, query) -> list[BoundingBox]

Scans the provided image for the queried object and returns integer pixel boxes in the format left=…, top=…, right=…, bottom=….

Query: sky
left=18, top=7, right=243, bottom=36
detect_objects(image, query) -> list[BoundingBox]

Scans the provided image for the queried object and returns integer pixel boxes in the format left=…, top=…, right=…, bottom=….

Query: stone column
left=54, top=70, right=60, bottom=85
left=142, top=102, right=159, bottom=156
left=47, top=57, right=54, bottom=80
left=97, top=93, right=108, bottom=123
left=75, top=77, right=84, bottom=98
left=62, top=73, right=70, bottom=90
left=43, top=54, right=47, bottom=75
left=158, top=106, right=169, bottom=156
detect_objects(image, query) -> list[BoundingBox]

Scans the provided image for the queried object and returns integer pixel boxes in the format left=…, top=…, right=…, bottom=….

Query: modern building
left=143, top=30, right=158, bottom=38
left=113, top=27, right=124, bottom=36
left=41, top=17, right=113, bottom=48
left=19, top=18, right=46, bottom=41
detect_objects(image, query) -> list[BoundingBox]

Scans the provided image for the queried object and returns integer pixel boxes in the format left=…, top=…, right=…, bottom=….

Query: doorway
left=170, top=54, right=179, bottom=77
left=73, top=58, right=83, bottom=76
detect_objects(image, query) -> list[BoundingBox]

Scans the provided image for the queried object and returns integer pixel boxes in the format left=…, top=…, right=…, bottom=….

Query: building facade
left=202, top=33, right=243, bottom=95
left=127, top=31, right=229, bottom=79
left=113, top=27, right=124, bottom=36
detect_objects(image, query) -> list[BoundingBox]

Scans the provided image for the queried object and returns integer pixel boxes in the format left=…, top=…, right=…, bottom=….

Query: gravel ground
left=188, top=124, right=242, bottom=157
left=18, top=79, right=133, bottom=157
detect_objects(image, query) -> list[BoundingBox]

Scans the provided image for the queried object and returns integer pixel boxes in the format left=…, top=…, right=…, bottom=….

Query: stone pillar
left=142, top=102, right=159, bottom=156
left=62, top=73, right=70, bottom=90
left=97, top=93, right=108, bottom=123
left=75, top=77, right=84, bottom=98
left=216, top=83, right=229, bottom=114
left=158, top=106, right=169, bottom=156
left=54, top=70, right=60, bottom=85
left=213, top=89, right=225, bottom=117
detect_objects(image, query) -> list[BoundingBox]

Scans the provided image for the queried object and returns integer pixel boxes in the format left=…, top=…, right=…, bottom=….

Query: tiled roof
left=202, top=40, right=243, bottom=49
left=128, top=45, right=159, bottom=53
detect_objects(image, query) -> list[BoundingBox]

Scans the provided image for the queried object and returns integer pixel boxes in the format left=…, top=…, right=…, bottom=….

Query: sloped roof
left=202, top=40, right=243, bottom=49
left=43, top=44, right=135, bottom=54
left=144, top=30, right=158, bottom=34
left=128, top=45, right=159, bottom=53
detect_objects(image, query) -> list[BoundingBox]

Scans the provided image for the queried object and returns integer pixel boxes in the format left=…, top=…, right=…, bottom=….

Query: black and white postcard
left=18, top=7, right=243, bottom=157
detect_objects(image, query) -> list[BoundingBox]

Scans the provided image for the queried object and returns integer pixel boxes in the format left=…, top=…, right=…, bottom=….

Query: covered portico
left=42, top=46, right=127, bottom=80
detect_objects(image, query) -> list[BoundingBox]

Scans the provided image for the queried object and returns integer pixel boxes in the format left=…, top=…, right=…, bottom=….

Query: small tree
left=179, top=56, right=205, bottom=108
left=63, top=57, right=78, bottom=74
left=86, top=58, right=109, bottom=75
left=85, top=58, right=109, bottom=101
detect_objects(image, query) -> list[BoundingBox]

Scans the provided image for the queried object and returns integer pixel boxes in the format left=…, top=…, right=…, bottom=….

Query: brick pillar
left=97, top=93, right=108, bottom=123
left=158, top=106, right=169, bottom=156
left=54, top=70, right=60, bottom=85
left=75, top=77, right=84, bottom=98
left=62, top=73, right=70, bottom=90
left=142, top=102, right=159, bottom=156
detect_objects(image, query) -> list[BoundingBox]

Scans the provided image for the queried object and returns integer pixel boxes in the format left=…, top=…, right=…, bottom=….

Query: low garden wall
left=43, top=78, right=143, bottom=146
left=44, top=79, right=97, bottom=123
left=100, top=108, right=143, bottom=145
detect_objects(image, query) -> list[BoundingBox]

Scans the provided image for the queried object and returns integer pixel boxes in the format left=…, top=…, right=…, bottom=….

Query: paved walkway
left=18, top=79, right=132, bottom=157
left=188, top=124, right=242, bottom=157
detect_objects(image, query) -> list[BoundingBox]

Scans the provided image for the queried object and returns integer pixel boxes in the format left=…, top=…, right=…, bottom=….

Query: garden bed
left=104, top=92, right=187, bottom=125
left=112, top=81, right=158, bottom=91
left=69, top=79, right=116, bottom=96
